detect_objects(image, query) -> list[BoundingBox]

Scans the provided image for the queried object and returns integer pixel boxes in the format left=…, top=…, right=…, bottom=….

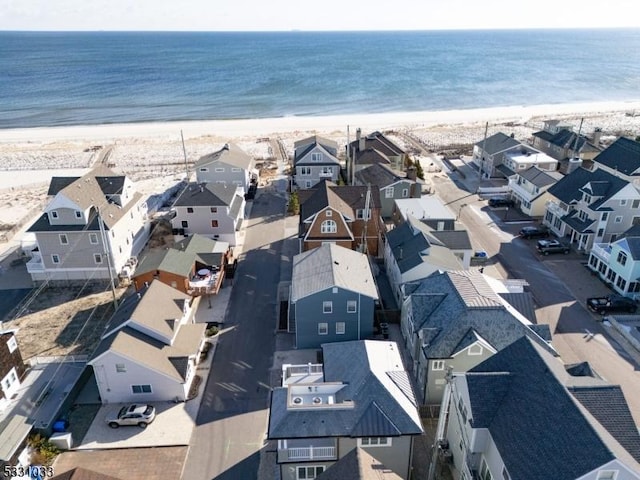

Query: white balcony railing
left=26, top=259, right=45, bottom=272
left=318, top=172, right=334, bottom=178
left=287, top=446, right=336, bottom=460
left=590, top=243, right=611, bottom=263
left=545, top=200, right=568, bottom=217
left=507, top=180, right=535, bottom=203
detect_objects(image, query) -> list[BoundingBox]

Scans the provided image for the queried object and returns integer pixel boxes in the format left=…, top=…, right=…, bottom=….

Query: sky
left=1, top=0, right=639, bottom=31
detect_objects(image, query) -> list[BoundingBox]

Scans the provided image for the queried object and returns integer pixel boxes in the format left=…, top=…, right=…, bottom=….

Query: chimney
left=358, top=129, right=365, bottom=152
left=592, top=128, right=602, bottom=145
left=223, top=143, right=229, bottom=150
left=406, top=166, right=417, bottom=181
left=510, top=132, right=515, bottom=138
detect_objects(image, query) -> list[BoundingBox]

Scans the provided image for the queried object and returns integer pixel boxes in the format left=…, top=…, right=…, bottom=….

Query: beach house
left=88, top=280, right=205, bottom=404
left=268, top=340, right=424, bottom=480
left=443, top=337, right=640, bottom=480
left=293, top=135, right=341, bottom=188
left=289, top=244, right=379, bottom=349
left=399, top=270, right=554, bottom=405
left=298, top=181, right=385, bottom=256
left=391, top=196, right=456, bottom=230
left=25, top=167, right=150, bottom=284
left=531, top=119, right=603, bottom=165
left=354, top=163, right=421, bottom=219
left=194, top=142, right=257, bottom=194
left=507, top=166, right=563, bottom=217
left=347, top=129, right=406, bottom=179
left=471, top=132, right=523, bottom=178
left=170, top=182, right=245, bottom=246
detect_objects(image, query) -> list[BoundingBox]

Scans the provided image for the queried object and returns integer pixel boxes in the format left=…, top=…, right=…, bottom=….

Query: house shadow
left=53, top=298, right=117, bottom=354
left=212, top=449, right=263, bottom=480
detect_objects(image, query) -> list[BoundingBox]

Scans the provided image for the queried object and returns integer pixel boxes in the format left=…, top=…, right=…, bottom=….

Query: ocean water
left=1, top=29, right=640, bottom=129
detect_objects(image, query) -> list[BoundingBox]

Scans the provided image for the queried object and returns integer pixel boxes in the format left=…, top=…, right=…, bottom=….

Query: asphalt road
left=183, top=191, right=287, bottom=480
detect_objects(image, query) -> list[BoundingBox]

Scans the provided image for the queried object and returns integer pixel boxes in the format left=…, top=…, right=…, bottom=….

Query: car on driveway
left=519, top=226, right=550, bottom=239
left=586, top=295, right=637, bottom=315
left=106, top=404, right=156, bottom=429
left=488, top=197, right=514, bottom=208
left=536, top=239, right=570, bottom=255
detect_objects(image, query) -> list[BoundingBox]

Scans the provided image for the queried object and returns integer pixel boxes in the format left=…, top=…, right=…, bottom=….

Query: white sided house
left=88, top=280, right=205, bottom=404
left=25, top=167, right=150, bottom=284
left=293, top=135, right=341, bottom=189
left=194, top=142, right=257, bottom=194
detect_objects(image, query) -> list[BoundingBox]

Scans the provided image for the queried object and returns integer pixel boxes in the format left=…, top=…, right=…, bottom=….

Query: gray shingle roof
left=498, top=292, right=537, bottom=323
left=268, top=340, right=423, bottom=440
left=291, top=244, right=378, bottom=301
left=533, top=128, right=600, bottom=155
left=594, top=137, right=640, bottom=176
left=173, top=182, right=239, bottom=207
left=428, top=229, right=472, bottom=250
left=474, top=132, right=521, bottom=155
left=355, top=163, right=411, bottom=189
left=465, top=337, right=639, bottom=479
left=517, top=166, right=563, bottom=188
left=547, top=167, right=628, bottom=207
left=407, top=271, right=555, bottom=358
left=349, top=131, right=405, bottom=158
left=194, top=142, right=253, bottom=170
left=294, top=142, right=341, bottom=167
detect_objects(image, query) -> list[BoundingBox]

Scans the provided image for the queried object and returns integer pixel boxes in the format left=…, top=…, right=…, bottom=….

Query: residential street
left=183, top=190, right=287, bottom=480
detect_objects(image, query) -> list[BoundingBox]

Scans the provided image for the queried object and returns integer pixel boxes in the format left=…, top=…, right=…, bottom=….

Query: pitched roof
left=268, top=340, right=423, bottom=439
left=300, top=181, right=381, bottom=222
left=406, top=271, right=554, bottom=358
left=194, top=142, right=253, bottom=170
left=474, top=132, right=521, bottom=155
left=533, top=128, right=600, bottom=155
left=354, top=163, right=411, bottom=189
left=547, top=167, right=628, bottom=207
left=428, top=229, right=472, bottom=250
left=517, top=166, right=563, bottom=188
left=47, top=176, right=81, bottom=196
left=466, top=337, right=640, bottom=479
left=316, top=447, right=401, bottom=480
left=294, top=135, right=338, bottom=152
left=291, top=244, right=378, bottom=301
left=594, top=137, right=640, bottom=176
left=349, top=131, right=405, bottom=157
left=353, top=148, right=393, bottom=168
left=52, top=468, right=122, bottom=480
left=173, top=182, right=239, bottom=207
left=294, top=141, right=340, bottom=166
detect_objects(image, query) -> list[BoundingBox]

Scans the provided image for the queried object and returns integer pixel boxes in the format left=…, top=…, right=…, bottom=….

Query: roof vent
left=292, top=397, right=303, bottom=405
left=313, top=397, right=322, bottom=404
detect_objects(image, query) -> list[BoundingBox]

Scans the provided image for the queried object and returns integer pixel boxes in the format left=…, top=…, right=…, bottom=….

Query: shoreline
left=2, top=100, right=640, bottom=143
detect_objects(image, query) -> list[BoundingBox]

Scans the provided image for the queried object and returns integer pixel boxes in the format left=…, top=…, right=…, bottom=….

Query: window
left=211, top=220, right=219, bottom=228
left=51, top=254, right=60, bottom=264
left=311, top=153, right=322, bottom=162
left=620, top=199, right=628, bottom=206
left=323, top=301, right=332, bottom=313
left=89, top=233, right=99, bottom=244
left=597, top=228, right=605, bottom=237
left=618, top=251, right=628, bottom=266
left=356, top=209, right=370, bottom=220
left=616, top=276, right=627, bottom=291
left=583, top=193, right=592, bottom=203
left=634, top=199, right=640, bottom=209
left=199, top=167, right=208, bottom=172
left=358, top=437, right=391, bottom=447
left=300, top=167, right=311, bottom=175
left=385, top=187, right=394, bottom=198
left=50, top=210, right=59, bottom=219
left=59, top=234, right=69, bottom=245
left=321, top=220, right=337, bottom=233
left=75, top=210, right=82, bottom=219
left=325, top=210, right=332, bottom=217
left=171, top=281, right=178, bottom=288
left=432, top=360, right=445, bottom=370
left=615, top=215, right=623, bottom=223
left=596, top=471, right=618, bottom=480
left=131, top=384, right=152, bottom=394
left=116, top=363, right=126, bottom=373
left=7, top=336, right=17, bottom=354
left=181, top=220, right=189, bottom=228
left=94, top=253, right=102, bottom=264
left=187, top=207, right=194, bottom=213
left=347, top=300, right=357, bottom=313
left=630, top=282, right=640, bottom=293
left=215, top=167, right=225, bottom=172
left=458, top=397, right=468, bottom=424
left=336, top=322, right=345, bottom=334
left=480, top=459, right=493, bottom=480
left=321, top=167, right=333, bottom=175
left=296, top=466, right=325, bottom=479
left=318, top=323, right=328, bottom=335
left=305, top=181, right=312, bottom=188
left=402, top=188, right=409, bottom=197
left=602, top=212, right=609, bottom=221
left=232, top=167, right=241, bottom=172
left=468, top=344, right=483, bottom=355
left=578, top=210, right=588, bottom=222
left=210, top=207, right=218, bottom=213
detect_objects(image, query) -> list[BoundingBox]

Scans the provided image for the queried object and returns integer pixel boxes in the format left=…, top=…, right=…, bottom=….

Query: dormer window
left=620, top=199, right=628, bottom=206
left=75, top=211, right=82, bottom=219
left=50, top=210, right=59, bottom=219
left=583, top=193, right=591, bottom=204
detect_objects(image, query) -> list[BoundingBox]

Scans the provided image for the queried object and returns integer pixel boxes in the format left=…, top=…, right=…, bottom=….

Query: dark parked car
left=519, top=226, right=550, bottom=239
left=105, top=404, right=156, bottom=428
left=586, top=295, right=637, bottom=315
left=536, top=239, right=570, bottom=255
left=488, top=197, right=514, bottom=208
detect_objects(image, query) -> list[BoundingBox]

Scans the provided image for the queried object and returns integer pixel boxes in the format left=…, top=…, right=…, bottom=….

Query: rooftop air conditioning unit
left=312, top=397, right=322, bottom=404
left=292, top=397, right=303, bottom=405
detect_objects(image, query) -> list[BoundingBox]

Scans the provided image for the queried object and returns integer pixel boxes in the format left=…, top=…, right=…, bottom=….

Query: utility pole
left=181, top=130, right=189, bottom=181
left=427, top=367, right=454, bottom=480
left=346, top=125, right=351, bottom=185
left=361, top=184, right=371, bottom=254
left=97, top=208, right=118, bottom=311
left=571, top=118, right=584, bottom=159
left=478, top=121, right=489, bottom=188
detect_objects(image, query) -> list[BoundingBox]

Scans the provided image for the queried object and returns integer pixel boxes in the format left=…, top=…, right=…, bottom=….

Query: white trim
left=357, top=437, right=392, bottom=447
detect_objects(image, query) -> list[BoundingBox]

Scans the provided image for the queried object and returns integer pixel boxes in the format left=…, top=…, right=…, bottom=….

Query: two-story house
left=400, top=270, right=554, bottom=405
left=194, top=142, right=257, bottom=194
left=508, top=166, right=563, bottom=217
left=391, top=196, right=456, bottom=230
left=289, top=244, right=379, bottom=349
left=354, top=163, right=421, bottom=219
left=268, top=340, right=424, bottom=480
left=384, top=217, right=467, bottom=305
left=347, top=129, right=406, bottom=180
left=471, top=132, right=522, bottom=178
left=543, top=166, right=640, bottom=251
left=88, top=280, right=205, bottom=404
left=298, top=181, right=384, bottom=256
left=132, top=233, right=230, bottom=296
left=499, top=145, right=558, bottom=177
left=444, top=337, right=640, bottom=480
left=592, top=136, right=640, bottom=185
left=588, top=225, right=640, bottom=298
left=532, top=119, right=603, bottom=163
left=293, top=136, right=341, bottom=189
left=171, top=182, right=245, bottom=246
left=25, top=166, right=150, bottom=284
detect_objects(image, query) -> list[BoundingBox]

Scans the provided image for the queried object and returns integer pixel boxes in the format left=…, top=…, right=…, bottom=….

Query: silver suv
left=106, top=404, right=156, bottom=428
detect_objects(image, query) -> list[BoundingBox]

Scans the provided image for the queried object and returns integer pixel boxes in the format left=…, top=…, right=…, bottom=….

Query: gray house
left=268, top=340, right=424, bottom=480
left=294, top=135, right=341, bottom=189
left=194, top=142, right=257, bottom=194
left=171, top=182, right=245, bottom=246
left=347, top=129, right=406, bottom=180
left=290, top=244, right=379, bottom=349
left=400, top=270, right=554, bottom=405
left=354, top=163, right=421, bottom=218
left=471, top=132, right=522, bottom=178
left=445, top=337, right=640, bottom=479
